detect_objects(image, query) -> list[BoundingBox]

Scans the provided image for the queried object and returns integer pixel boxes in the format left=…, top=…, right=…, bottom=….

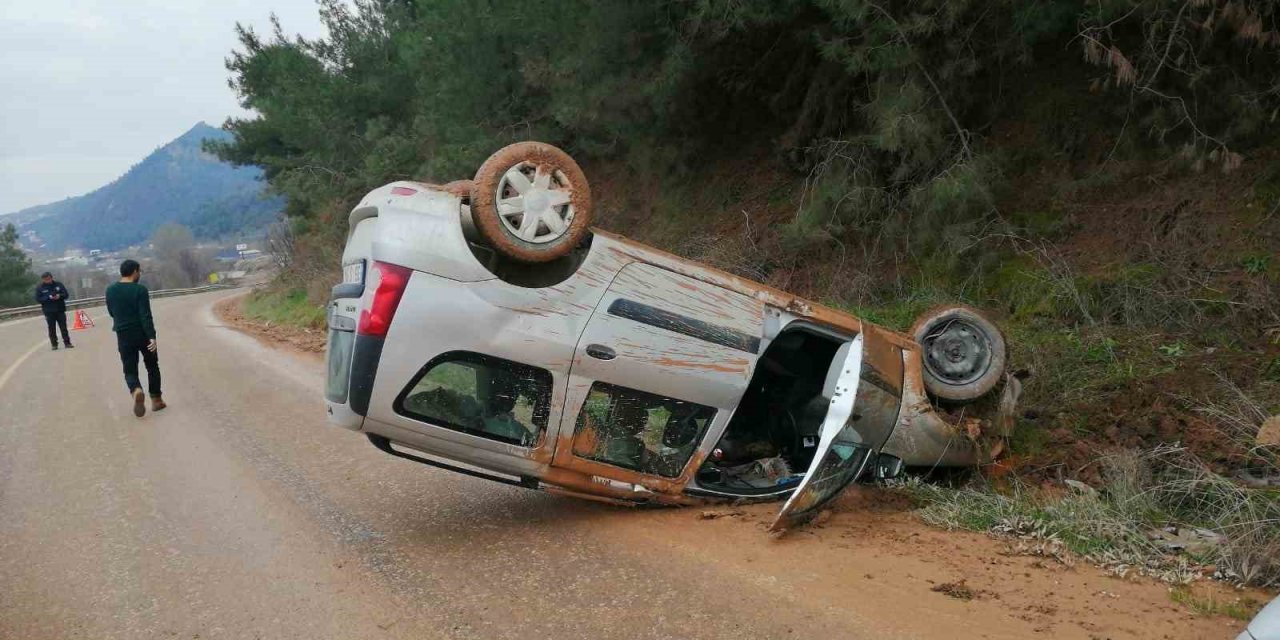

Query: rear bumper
left=324, top=325, right=383, bottom=430
left=326, top=399, right=365, bottom=430
left=348, top=334, right=384, bottom=416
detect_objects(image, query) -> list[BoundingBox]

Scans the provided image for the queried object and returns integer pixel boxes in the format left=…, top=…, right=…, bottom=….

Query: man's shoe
left=151, top=396, right=167, bottom=412
left=132, top=389, right=147, bottom=417
left=51, top=344, right=58, bottom=351
left=64, top=343, right=74, bottom=349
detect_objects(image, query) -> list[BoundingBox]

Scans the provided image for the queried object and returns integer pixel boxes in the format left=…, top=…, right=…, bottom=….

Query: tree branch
left=865, top=2, right=973, bottom=159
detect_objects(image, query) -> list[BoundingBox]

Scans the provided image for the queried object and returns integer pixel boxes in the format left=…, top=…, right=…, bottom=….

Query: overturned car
left=324, top=142, right=1020, bottom=529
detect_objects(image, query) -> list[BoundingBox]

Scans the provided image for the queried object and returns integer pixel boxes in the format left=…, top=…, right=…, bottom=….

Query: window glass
left=325, top=329, right=354, bottom=403
left=572, top=382, right=715, bottom=478
left=398, top=352, right=552, bottom=447
left=782, top=426, right=873, bottom=516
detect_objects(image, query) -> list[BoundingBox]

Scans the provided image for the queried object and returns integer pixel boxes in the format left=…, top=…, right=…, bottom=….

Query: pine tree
left=0, top=223, right=37, bottom=309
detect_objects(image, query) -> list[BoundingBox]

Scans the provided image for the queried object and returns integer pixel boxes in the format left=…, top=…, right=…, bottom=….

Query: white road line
left=0, top=341, right=45, bottom=394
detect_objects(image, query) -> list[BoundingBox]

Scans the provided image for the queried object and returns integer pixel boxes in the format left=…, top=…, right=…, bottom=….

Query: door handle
left=585, top=344, right=617, bottom=361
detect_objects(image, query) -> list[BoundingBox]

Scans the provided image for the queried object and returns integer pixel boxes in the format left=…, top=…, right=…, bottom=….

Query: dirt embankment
left=589, top=145, right=1280, bottom=483
left=660, top=488, right=1270, bottom=639
left=215, top=295, right=1272, bottom=638
left=215, top=294, right=327, bottom=358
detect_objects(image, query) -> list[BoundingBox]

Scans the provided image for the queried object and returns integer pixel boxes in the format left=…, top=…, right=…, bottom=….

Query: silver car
left=324, top=142, right=1020, bottom=529
left=1241, top=595, right=1280, bottom=640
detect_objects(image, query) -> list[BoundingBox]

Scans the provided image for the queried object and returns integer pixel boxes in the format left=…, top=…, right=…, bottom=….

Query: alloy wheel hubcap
left=495, top=162, right=575, bottom=244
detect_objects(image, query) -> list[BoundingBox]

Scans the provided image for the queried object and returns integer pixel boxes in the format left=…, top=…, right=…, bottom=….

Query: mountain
left=3, top=123, right=283, bottom=252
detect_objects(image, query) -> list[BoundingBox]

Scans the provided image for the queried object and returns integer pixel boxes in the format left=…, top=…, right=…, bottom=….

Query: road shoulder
left=214, top=291, right=326, bottom=360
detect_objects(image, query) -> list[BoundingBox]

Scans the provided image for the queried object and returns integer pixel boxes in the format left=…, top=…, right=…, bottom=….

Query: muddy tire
left=911, top=305, right=1007, bottom=403
left=470, top=141, right=592, bottom=263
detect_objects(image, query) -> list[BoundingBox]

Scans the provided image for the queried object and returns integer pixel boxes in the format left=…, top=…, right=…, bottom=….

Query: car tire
left=910, top=305, right=1007, bottom=403
left=470, top=141, right=593, bottom=263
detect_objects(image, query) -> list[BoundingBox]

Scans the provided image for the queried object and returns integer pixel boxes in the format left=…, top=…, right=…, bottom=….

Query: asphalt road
left=1, top=291, right=1258, bottom=640
left=0, top=291, right=870, bottom=640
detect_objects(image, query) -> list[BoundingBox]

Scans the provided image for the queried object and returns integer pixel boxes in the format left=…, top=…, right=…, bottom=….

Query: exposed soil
left=214, top=293, right=327, bottom=359
left=932, top=579, right=982, bottom=600
left=613, top=487, right=1272, bottom=639
left=1041, top=356, right=1273, bottom=485
left=217, top=291, right=1276, bottom=638
left=1003, top=148, right=1280, bottom=481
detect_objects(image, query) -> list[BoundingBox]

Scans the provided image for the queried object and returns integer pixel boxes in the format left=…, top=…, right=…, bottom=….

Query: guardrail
left=0, top=284, right=237, bottom=322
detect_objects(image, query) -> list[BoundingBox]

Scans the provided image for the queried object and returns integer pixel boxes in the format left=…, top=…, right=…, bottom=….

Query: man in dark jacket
left=34, top=272, right=74, bottom=350
left=105, top=259, right=165, bottom=417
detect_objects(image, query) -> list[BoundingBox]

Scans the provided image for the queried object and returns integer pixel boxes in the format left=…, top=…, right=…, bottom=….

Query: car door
left=769, top=334, right=874, bottom=530
left=553, top=262, right=765, bottom=493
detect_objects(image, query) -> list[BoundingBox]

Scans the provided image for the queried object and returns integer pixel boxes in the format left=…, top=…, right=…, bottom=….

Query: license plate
left=343, top=261, right=365, bottom=285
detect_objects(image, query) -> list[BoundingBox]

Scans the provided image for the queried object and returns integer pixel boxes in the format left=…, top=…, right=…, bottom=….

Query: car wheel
left=470, top=141, right=593, bottom=263
left=910, top=305, right=1007, bottom=403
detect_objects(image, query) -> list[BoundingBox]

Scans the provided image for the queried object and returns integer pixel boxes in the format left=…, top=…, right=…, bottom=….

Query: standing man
left=34, top=272, right=74, bottom=350
left=105, top=260, right=166, bottom=417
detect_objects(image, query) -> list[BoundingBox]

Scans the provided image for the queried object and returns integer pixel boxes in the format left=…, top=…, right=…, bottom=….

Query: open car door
left=552, top=262, right=765, bottom=498
left=770, top=334, right=873, bottom=531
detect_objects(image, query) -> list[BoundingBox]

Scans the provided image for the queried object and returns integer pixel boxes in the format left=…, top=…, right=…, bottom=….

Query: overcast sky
left=0, top=0, right=329, bottom=214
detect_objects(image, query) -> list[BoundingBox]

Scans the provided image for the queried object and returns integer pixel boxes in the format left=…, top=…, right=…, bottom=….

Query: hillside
left=217, top=0, right=1280, bottom=590
left=5, top=123, right=281, bottom=252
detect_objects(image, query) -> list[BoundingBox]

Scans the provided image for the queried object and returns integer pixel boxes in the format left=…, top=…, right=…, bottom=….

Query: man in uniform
left=34, top=272, right=73, bottom=350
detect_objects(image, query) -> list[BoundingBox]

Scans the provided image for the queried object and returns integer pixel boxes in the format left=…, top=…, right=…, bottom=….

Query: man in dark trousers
left=105, top=260, right=166, bottom=417
left=34, top=272, right=74, bottom=350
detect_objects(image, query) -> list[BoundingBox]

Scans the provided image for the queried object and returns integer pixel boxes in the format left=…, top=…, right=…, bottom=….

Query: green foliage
left=1079, top=0, right=1280, bottom=163
left=0, top=223, right=37, bottom=308
left=1168, top=587, right=1260, bottom=621
left=213, top=0, right=684, bottom=216
left=1242, top=255, right=1270, bottom=275
left=215, top=0, right=1278, bottom=258
left=242, top=288, right=327, bottom=329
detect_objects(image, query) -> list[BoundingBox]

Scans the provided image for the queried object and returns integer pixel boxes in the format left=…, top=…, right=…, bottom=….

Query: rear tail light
left=357, top=261, right=412, bottom=337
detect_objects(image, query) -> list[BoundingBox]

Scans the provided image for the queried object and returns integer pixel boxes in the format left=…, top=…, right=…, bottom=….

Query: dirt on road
left=0, top=290, right=1263, bottom=639
left=205, top=291, right=1273, bottom=639
left=623, top=490, right=1269, bottom=639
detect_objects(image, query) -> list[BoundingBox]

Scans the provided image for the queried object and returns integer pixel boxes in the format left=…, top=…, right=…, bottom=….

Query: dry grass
left=1189, top=373, right=1280, bottom=475
left=902, top=445, right=1280, bottom=588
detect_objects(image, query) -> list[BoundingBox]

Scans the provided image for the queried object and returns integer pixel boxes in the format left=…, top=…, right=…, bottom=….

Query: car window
left=397, top=352, right=552, bottom=448
left=572, top=382, right=715, bottom=478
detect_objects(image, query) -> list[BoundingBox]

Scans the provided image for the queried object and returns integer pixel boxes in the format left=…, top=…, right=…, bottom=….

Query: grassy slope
left=587, top=137, right=1280, bottom=482
left=241, top=288, right=327, bottom=330
left=581, top=99, right=1280, bottom=587
left=260, top=84, right=1280, bottom=587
